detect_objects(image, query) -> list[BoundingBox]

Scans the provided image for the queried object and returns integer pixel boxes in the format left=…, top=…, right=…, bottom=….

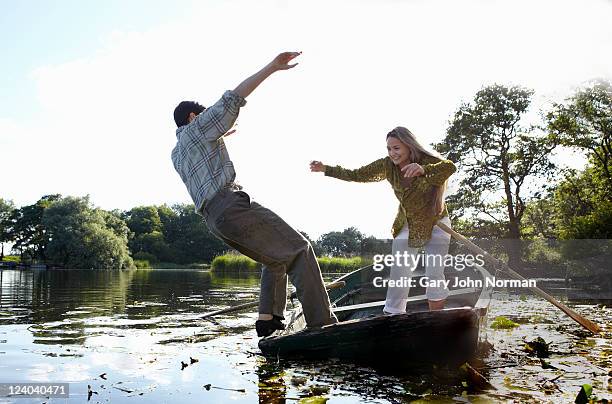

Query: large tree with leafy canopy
left=436, top=84, right=558, bottom=267
left=548, top=79, right=612, bottom=197
left=42, top=196, right=134, bottom=269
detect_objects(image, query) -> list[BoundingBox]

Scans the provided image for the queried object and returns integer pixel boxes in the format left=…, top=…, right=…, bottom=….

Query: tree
left=124, top=206, right=173, bottom=262
left=545, top=80, right=612, bottom=239
left=7, top=194, right=61, bottom=262
left=521, top=196, right=557, bottom=239
left=547, top=79, right=612, bottom=195
left=299, top=230, right=322, bottom=256
left=0, top=198, right=15, bottom=260
left=436, top=84, right=557, bottom=267
left=318, top=227, right=364, bottom=257
left=552, top=163, right=612, bottom=239
left=163, top=204, right=227, bottom=263
left=125, top=206, right=163, bottom=235
left=42, top=196, right=134, bottom=269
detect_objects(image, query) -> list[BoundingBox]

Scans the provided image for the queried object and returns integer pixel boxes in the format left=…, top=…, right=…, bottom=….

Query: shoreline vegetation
left=210, top=254, right=371, bottom=274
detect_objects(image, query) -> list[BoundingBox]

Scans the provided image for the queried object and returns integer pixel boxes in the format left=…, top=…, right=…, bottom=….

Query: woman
left=310, top=126, right=456, bottom=312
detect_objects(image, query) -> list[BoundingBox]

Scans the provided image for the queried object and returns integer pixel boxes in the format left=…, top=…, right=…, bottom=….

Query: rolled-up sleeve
left=195, top=90, right=247, bottom=142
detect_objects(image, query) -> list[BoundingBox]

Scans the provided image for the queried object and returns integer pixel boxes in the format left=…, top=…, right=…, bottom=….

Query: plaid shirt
left=171, top=90, right=247, bottom=214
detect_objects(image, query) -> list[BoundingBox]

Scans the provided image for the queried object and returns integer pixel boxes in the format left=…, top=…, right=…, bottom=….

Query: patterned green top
left=325, top=155, right=456, bottom=248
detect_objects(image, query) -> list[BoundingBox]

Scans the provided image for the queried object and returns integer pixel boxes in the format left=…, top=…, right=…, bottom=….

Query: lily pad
left=299, top=397, right=328, bottom=404
left=490, top=316, right=519, bottom=329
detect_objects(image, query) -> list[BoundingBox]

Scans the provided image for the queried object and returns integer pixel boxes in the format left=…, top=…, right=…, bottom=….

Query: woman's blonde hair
left=387, top=126, right=448, bottom=216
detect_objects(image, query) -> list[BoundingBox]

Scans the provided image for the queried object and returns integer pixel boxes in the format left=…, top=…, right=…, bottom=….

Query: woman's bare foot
left=428, top=299, right=446, bottom=311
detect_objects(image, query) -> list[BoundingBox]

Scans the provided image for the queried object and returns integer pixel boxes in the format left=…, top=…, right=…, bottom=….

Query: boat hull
left=258, top=307, right=480, bottom=366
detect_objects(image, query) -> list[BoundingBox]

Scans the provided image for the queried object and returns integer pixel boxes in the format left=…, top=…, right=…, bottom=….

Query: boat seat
left=332, top=287, right=477, bottom=313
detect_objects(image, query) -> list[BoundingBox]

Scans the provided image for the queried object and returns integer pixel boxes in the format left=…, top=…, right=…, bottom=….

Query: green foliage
left=123, top=203, right=226, bottom=264
left=133, top=259, right=152, bottom=269
left=4, top=194, right=61, bottom=261
left=1, top=255, right=20, bottom=263
left=521, top=198, right=558, bottom=239
left=317, top=256, right=370, bottom=273
left=0, top=198, right=14, bottom=238
left=548, top=79, right=612, bottom=192
left=522, top=239, right=564, bottom=274
left=0, top=198, right=15, bottom=259
left=552, top=164, right=612, bottom=239
left=543, top=80, right=612, bottom=240
left=436, top=84, right=557, bottom=245
left=151, top=262, right=209, bottom=269
left=42, top=196, right=134, bottom=269
left=133, top=251, right=159, bottom=263
left=561, top=200, right=612, bottom=239
left=490, top=316, right=519, bottom=329
left=125, top=206, right=162, bottom=235
left=210, top=254, right=370, bottom=273
left=162, top=204, right=227, bottom=264
left=211, top=254, right=260, bottom=272
left=318, top=227, right=364, bottom=256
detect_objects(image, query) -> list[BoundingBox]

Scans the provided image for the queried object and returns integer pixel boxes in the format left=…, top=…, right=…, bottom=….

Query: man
left=171, top=52, right=338, bottom=337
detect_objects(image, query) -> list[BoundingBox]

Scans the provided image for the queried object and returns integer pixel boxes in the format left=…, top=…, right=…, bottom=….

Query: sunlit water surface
left=0, top=269, right=610, bottom=403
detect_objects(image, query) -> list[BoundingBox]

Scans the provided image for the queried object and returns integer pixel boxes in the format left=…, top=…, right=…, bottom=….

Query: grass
left=317, top=256, right=371, bottom=273
left=1, top=255, right=20, bottom=263
left=211, top=254, right=260, bottom=272
left=151, top=262, right=210, bottom=270
left=211, top=254, right=371, bottom=274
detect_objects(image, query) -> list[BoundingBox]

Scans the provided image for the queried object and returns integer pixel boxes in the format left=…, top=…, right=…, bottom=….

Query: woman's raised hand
left=310, top=160, right=326, bottom=172
left=401, top=163, right=424, bottom=178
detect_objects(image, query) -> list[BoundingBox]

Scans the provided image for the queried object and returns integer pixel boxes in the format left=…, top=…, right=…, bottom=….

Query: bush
left=133, top=251, right=159, bottom=263
left=134, top=259, right=152, bottom=269
left=523, top=239, right=565, bottom=275
left=1, top=255, right=20, bottom=263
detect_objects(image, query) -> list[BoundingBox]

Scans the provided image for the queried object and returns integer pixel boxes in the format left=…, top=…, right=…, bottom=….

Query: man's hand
left=233, top=51, right=302, bottom=99
left=267, top=52, right=302, bottom=72
left=310, top=160, right=326, bottom=172
left=401, top=163, right=424, bottom=178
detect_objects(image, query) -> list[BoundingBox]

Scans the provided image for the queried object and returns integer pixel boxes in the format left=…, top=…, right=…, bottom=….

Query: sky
left=1, top=0, right=611, bottom=239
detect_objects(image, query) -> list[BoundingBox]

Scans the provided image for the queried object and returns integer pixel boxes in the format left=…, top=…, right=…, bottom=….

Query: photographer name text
left=373, top=276, right=537, bottom=289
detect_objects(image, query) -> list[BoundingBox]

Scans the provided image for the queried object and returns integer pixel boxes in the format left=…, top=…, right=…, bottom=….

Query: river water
left=0, top=269, right=610, bottom=403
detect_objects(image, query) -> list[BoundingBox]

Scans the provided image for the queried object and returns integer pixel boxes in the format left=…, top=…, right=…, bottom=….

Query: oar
left=436, top=221, right=601, bottom=334
left=200, top=281, right=346, bottom=319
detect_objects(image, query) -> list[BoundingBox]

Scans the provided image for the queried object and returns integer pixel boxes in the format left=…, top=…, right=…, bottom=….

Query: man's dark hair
left=174, top=101, right=206, bottom=127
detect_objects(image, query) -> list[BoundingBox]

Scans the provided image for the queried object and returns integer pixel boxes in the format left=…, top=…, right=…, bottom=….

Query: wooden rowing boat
left=258, top=263, right=493, bottom=367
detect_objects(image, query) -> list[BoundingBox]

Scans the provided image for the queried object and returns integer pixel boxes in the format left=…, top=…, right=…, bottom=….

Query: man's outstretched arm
left=233, top=51, right=301, bottom=99
left=192, top=52, right=301, bottom=141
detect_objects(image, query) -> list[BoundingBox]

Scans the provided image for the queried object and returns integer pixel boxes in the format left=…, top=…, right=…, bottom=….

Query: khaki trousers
left=203, top=189, right=338, bottom=327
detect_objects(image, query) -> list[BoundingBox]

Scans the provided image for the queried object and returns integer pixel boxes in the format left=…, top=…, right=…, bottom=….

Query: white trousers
left=383, top=216, right=452, bottom=314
